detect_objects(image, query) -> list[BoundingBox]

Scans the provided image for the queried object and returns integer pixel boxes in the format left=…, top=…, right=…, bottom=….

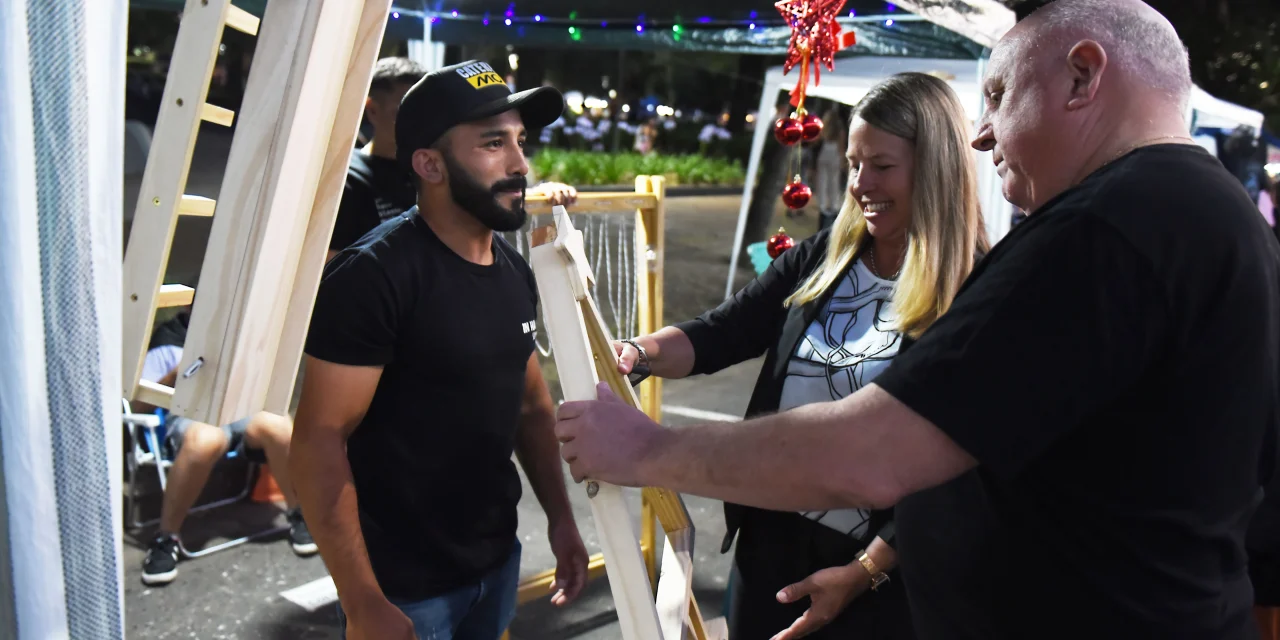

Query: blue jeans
left=340, top=540, right=522, bottom=640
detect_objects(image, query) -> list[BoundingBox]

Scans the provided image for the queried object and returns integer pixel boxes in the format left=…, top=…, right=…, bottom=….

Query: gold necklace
left=867, top=244, right=902, bottom=280
left=1101, top=134, right=1194, bottom=169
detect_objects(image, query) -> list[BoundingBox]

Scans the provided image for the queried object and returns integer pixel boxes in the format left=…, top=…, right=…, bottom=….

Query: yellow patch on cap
left=466, top=72, right=505, bottom=89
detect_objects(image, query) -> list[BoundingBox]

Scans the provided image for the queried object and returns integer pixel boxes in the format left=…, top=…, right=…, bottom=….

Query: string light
left=398, top=6, right=917, bottom=34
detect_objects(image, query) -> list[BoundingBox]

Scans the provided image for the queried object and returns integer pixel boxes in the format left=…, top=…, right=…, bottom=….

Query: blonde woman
left=613, top=73, right=988, bottom=639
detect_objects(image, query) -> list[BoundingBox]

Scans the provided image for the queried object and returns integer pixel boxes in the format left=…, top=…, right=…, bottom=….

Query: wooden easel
left=121, top=0, right=393, bottom=422
left=528, top=197, right=722, bottom=640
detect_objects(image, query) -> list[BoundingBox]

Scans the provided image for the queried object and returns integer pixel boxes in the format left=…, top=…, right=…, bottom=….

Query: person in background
left=135, top=310, right=315, bottom=586
left=292, top=61, right=589, bottom=640
left=328, top=57, right=578, bottom=262
left=814, top=106, right=848, bottom=231
left=556, top=1, right=1280, bottom=638
left=610, top=73, right=988, bottom=640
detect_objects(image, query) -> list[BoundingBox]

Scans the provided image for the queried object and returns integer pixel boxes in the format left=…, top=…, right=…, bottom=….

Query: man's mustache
left=491, top=177, right=528, bottom=194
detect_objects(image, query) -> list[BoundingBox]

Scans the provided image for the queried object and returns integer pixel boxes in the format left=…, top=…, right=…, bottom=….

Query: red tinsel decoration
left=774, top=0, right=857, bottom=108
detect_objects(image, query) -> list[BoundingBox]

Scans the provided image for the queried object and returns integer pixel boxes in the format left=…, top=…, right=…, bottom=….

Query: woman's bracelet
left=621, top=338, right=652, bottom=386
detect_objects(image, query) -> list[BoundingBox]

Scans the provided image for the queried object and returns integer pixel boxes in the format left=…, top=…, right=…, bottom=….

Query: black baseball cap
left=395, top=60, right=564, bottom=169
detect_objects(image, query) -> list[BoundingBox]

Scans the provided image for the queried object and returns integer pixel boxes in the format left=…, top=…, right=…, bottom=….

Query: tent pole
left=725, top=78, right=780, bottom=300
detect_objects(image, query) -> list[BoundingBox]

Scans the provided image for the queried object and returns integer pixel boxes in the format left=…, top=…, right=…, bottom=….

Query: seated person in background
left=134, top=310, right=317, bottom=586
left=328, top=57, right=578, bottom=262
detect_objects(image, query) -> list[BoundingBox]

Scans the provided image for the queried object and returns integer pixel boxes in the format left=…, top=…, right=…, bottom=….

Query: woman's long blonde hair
left=783, top=72, right=989, bottom=339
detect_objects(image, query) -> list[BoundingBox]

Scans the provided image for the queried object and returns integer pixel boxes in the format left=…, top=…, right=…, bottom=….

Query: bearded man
left=552, top=2, right=1280, bottom=638
left=291, top=61, right=588, bottom=640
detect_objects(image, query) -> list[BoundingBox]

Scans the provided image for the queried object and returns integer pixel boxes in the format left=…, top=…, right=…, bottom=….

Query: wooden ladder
left=122, top=0, right=393, bottom=425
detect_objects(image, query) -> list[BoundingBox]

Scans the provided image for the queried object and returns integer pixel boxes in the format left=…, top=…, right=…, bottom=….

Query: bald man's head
left=1024, top=0, right=1192, bottom=108
left=971, top=0, right=1194, bottom=211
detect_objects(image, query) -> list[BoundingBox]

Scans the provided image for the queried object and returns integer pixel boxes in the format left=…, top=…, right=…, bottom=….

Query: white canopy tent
left=1190, top=85, right=1266, bottom=133
left=725, top=56, right=1013, bottom=299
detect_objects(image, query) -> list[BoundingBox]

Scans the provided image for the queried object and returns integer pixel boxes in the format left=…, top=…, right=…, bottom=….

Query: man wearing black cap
left=325, top=57, right=578, bottom=261
left=291, top=60, right=588, bottom=640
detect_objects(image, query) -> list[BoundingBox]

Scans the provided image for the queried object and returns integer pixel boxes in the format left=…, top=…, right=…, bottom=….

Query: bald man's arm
left=635, top=384, right=976, bottom=511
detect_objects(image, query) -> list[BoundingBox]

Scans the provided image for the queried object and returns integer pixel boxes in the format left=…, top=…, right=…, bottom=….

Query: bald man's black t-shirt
left=874, top=145, right=1280, bottom=639
left=305, top=208, right=539, bottom=599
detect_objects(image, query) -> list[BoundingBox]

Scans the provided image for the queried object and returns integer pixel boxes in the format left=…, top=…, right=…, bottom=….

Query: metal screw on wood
left=587, top=481, right=599, bottom=498
left=182, top=357, right=204, bottom=378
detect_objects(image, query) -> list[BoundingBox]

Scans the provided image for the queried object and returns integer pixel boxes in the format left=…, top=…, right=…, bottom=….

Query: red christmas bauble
left=781, top=181, right=812, bottom=209
left=767, top=227, right=795, bottom=259
left=774, top=117, right=804, bottom=145
left=801, top=114, right=824, bottom=141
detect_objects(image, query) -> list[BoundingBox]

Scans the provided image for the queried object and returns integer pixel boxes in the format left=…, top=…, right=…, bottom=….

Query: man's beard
left=442, top=153, right=528, bottom=232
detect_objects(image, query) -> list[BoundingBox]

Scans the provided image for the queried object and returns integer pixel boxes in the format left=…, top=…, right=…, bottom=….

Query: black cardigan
left=674, top=229, right=902, bottom=554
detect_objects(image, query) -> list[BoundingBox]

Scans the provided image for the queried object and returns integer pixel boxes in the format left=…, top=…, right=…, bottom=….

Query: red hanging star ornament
left=775, top=0, right=858, bottom=109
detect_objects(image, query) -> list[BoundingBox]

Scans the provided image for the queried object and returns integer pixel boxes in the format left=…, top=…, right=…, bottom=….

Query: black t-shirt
left=328, top=150, right=417, bottom=251
left=305, top=207, right=539, bottom=600
left=875, top=144, right=1280, bottom=639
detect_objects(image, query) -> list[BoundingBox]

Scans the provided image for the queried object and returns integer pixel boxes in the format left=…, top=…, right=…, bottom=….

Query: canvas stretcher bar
left=172, top=0, right=365, bottom=425
left=263, top=0, right=395, bottom=415
left=121, top=0, right=235, bottom=401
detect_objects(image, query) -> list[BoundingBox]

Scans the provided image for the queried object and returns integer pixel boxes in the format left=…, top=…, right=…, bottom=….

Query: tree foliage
left=912, top=0, right=1279, bottom=132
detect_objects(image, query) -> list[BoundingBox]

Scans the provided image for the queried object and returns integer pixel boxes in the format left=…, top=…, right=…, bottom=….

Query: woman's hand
left=770, top=563, right=871, bottom=640
left=613, top=340, right=642, bottom=375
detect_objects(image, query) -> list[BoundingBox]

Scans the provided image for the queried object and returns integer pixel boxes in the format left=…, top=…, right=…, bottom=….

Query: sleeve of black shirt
left=304, top=249, right=401, bottom=367
left=328, top=183, right=380, bottom=251
left=873, top=214, right=1169, bottom=480
left=674, top=230, right=827, bottom=376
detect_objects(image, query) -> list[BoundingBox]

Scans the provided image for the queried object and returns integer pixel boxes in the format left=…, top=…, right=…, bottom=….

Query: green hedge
left=530, top=149, right=746, bottom=187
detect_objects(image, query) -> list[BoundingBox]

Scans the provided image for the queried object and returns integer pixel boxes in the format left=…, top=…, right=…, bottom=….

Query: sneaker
left=141, top=533, right=180, bottom=586
left=288, top=508, right=318, bottom=556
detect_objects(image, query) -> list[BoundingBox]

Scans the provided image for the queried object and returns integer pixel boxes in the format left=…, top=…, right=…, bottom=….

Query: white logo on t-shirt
left=522, top=320, right=537, bottom=334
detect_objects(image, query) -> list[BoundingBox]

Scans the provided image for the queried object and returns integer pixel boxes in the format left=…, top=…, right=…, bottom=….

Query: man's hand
left=345, top=595, right=418, bottom=640
left=770, top=563, right=870, bottom=640
left=555, top=382, right=667, bottom=486
left=548, top=518, right=589, bottom=606
left=533, top=182, right=578, bottom=206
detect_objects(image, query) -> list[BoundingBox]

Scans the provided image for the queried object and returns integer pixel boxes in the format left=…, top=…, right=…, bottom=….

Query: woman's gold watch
left=857, top=551, right=891, bottom=592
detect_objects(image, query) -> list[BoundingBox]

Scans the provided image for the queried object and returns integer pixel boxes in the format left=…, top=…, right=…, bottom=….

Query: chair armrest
left=123, top=414, right=162, bottom=429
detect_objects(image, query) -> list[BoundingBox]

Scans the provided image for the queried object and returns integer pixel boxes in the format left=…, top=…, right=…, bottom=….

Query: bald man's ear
left=1065, top=40, right=1107, bottom=111
left=412, top=148, right=447, bottom=186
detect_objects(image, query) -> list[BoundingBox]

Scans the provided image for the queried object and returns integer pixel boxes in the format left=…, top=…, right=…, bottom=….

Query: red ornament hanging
left=774, top=116, right=804, bottom=145
left=800, top=113, right=824, bottom=141
left=781, top=178, right=812, bottom=210
left=767, top=227, right=795, bottom=259
left=772, top=0, right=855, bottom=210
left=774, top=0, right=857, bottom=108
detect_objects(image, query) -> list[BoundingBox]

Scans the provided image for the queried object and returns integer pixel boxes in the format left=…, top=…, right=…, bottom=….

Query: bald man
left=553, top=1, right=1280, bottom=638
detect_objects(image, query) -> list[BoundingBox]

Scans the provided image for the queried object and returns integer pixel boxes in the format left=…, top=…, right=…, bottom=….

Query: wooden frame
left=121, top=0, right=236, bottom=403
left=529, top=200, right=715, bottom=640
left=263, top=0, right=394, bottom=414
left=171, top=0, right=366, bottom=425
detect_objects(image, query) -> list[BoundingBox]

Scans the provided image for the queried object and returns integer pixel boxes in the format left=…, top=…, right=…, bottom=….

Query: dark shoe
left=288, top=508, right=318, bottom=556
left=141, top=533, right=180, bottom=586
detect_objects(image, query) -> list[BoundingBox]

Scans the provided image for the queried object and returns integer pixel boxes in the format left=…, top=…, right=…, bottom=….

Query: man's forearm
left=636, top=385, right=966, bottom=511
left=290, top=432, right=386, bottom=612
left=516, top=409, right=574, bottom=525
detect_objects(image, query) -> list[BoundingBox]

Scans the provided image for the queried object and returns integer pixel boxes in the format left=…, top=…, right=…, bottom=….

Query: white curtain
left=1, top=0, right=125, bottom=637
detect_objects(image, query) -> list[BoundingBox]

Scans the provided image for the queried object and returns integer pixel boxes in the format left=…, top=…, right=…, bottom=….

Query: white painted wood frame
left=263, top=0, right=394, bottom=414
left=171, top=0, right=365, bottom=425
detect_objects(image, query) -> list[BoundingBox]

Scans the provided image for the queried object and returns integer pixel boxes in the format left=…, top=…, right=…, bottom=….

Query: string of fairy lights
left=385, top=2, right=918, bottom=40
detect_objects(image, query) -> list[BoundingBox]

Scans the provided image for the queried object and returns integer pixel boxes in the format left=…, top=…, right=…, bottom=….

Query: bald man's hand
left=555, top=382, right=667, bottom=486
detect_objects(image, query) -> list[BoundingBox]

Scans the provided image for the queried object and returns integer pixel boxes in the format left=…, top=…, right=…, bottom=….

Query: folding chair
left=122, top=398, right=287, bottom=558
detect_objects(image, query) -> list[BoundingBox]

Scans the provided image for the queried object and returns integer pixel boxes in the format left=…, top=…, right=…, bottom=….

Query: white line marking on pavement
left=662, top=405, right=742, bottom=422
left=280, top=575, right=337, bottom=612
